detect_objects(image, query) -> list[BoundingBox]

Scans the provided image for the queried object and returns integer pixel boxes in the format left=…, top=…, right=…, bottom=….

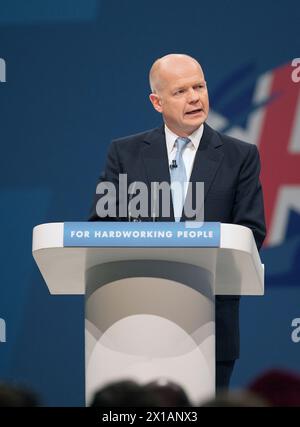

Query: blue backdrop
left=0, top=0, right=300, bottom=406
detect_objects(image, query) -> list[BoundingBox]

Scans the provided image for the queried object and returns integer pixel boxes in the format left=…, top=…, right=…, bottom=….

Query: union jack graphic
left=208, top=62, right=300, bottom=282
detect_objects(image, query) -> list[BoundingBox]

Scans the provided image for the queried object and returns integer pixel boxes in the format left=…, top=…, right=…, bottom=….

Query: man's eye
left=175, top=89, right=185, bottom=95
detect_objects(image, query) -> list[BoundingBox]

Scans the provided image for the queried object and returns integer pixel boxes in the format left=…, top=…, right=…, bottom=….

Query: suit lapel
left=141, top=126, right=174, bottom=220
left=189, top=123, right=224, bottom=200
left=141, top=126, right=171, bottom=184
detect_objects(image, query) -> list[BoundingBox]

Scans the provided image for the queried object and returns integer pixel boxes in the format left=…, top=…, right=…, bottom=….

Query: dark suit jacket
left=89, top=123, right=266, bottom=361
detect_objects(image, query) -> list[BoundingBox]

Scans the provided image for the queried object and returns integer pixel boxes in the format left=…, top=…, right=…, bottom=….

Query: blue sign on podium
left=64, top=222, right=220, bottom=247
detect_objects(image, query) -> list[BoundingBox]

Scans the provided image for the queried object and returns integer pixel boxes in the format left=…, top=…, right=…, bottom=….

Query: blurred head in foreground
left=90, top=378, right=191, bottom=407
left=248, top=368, right=300, bottom=407
left=144, top=378, right=191, bottom=407
left=0, top=383, right=39, bottom=407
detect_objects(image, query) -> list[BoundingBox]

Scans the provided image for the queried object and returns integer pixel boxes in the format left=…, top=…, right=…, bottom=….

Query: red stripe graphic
left=259, top=64, right=300, bottom=245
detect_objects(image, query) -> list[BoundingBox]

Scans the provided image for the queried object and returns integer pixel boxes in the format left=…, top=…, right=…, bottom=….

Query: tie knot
left=176, top=137, right=190, bottom=153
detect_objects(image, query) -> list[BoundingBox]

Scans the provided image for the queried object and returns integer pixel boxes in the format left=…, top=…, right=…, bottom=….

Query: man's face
left=149, top=60, right=209, bottom=137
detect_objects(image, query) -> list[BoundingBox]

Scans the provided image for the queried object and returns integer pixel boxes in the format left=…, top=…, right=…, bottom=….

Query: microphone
left=170, top=159, right=177, bottom=169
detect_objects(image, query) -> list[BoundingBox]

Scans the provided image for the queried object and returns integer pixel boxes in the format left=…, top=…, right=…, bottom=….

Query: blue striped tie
left=170, top=137, right=190, bottom=221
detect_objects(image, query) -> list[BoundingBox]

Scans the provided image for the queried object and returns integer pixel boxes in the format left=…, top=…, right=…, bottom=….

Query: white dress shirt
left=165, top=124, right=204, bottom=181
left=165, top=123, right=204, bottom=202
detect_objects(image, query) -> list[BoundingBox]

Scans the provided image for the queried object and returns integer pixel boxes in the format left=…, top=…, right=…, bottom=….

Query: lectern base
left=85, top=260, right=216, bottom=406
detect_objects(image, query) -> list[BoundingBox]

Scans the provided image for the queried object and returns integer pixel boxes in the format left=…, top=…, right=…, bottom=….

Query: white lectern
left=32, top=222, right=264, bottom=405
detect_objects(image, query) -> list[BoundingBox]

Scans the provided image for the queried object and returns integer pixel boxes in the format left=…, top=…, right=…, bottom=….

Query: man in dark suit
left=89, top=54, right=266, bottom=389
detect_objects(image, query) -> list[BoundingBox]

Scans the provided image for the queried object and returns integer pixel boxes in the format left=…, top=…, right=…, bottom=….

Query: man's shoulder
left=112, top=126, right=163, bottom=145
left=222, top=133, right=254, bottom=151
left=206, top=123, right=256, bottom=156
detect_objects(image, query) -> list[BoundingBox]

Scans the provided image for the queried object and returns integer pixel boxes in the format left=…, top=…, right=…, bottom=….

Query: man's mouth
left=185, top=108, right=203, bottom=115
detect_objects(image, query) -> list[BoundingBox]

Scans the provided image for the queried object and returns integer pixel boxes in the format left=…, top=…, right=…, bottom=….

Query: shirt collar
left=164, top=124, right=204, bottom=155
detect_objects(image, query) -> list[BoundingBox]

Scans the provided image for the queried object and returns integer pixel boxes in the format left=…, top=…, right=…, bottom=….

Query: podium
left=32, top=222, right=264, bottom=405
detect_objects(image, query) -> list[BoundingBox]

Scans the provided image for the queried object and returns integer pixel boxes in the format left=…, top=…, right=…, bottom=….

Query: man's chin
left=165, top=118, right=206, bottom=137
left=183, top=117, right=205, bottom=132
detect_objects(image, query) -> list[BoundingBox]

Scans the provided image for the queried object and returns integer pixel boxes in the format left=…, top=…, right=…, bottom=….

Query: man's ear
left=149, top=93, right=163, bottom=113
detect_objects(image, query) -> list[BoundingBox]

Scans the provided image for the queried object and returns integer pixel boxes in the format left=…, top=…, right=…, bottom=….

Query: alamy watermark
left=291, top=318, right=300, bottom=343
left=95, top=174, right=204, bottom=222
left=291, top=58, right=300, bottom=83
left=0, top=58, right=6, bottom=83
left=0, top=318, right=6, bottom=343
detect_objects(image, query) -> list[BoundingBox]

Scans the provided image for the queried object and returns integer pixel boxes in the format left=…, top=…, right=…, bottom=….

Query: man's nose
left=188, top=88, right=200, bottom=103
